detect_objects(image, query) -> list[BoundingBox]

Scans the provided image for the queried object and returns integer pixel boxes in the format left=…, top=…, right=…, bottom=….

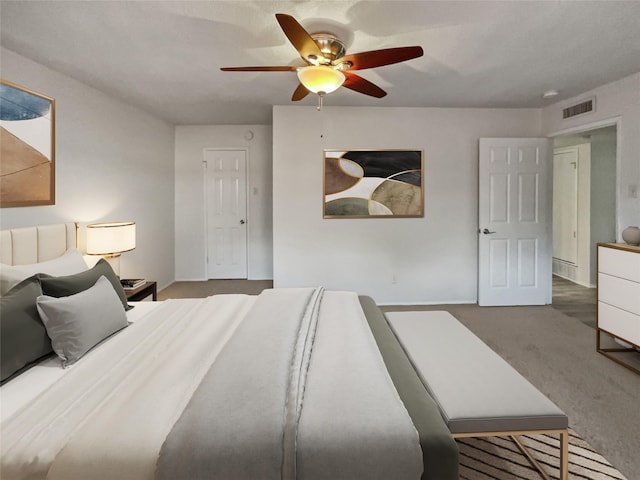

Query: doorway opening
left=550, top=123, right=617, bottom=323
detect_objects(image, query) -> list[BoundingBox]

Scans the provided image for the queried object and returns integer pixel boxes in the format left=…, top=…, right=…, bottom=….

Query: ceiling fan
left=221, top=13, right=423, bottom=103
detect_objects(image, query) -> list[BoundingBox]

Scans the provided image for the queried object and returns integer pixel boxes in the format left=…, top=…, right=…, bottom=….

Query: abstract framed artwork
left=0, top=79, right=55, bottom=207
left=323, top=149, right=423, bottom=218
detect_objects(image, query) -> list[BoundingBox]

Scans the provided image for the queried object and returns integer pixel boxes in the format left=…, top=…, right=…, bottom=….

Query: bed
left=0, top=223, right=458, bottom=480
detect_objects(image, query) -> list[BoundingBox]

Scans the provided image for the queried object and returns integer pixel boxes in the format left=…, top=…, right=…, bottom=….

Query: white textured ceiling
left=2, top=1, right=639, bottom=125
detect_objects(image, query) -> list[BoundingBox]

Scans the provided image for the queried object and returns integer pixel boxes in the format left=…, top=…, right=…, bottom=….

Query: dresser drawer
left=598, top=302, right=640, bottom=347
left=598, top=273, right=640, bottom=316
left=598, top=246, right=640, bottom=282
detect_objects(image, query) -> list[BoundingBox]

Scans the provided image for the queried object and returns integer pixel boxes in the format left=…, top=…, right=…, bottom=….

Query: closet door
left=553, top=147, right=579, bottom=265
left=204, top=149, right=248, bottom=279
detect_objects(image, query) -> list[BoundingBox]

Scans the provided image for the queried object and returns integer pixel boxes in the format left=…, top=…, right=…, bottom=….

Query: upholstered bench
left=386, top=310, right=569, bottom=480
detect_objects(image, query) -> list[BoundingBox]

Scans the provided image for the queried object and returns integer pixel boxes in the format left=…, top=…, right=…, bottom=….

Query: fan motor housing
left=310, top=33, right=346, bottom=63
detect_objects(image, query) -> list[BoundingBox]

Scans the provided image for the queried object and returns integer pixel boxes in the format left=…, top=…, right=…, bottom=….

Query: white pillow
left=36, top=275, right=128, bottom=367
left=0, top=248, right=88, bottom=295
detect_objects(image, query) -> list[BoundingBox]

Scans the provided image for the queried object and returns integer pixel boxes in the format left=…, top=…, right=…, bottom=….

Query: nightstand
left=124, top=281, right=157, bottom=302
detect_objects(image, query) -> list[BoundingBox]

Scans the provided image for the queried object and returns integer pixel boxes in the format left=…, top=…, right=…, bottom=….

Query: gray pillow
left=36, top=275, right=129, bottom=367
left=39, top=258, right=133, bottom=311
left=0, top=275, right=53, bottom=383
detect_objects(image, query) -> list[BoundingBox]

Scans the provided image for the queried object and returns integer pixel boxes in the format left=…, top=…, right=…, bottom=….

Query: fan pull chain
left=318, top=97, right=325, bottom=140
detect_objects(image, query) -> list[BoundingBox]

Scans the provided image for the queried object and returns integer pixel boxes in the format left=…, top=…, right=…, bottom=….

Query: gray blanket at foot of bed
left=156, top=288, right=424, bottom=480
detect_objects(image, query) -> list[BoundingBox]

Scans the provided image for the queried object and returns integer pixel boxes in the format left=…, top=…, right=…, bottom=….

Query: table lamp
left=86, top=221, right=135, bottom=277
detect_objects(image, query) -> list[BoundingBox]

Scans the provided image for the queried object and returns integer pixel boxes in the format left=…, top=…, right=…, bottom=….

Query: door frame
left=547, top=116, right=622, bottom=239
left=552, top=144, right=581, bottom=266
left=202, top=147, right=250, bottom=279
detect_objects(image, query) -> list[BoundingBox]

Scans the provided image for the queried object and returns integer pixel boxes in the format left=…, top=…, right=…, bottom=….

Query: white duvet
left=1, top=302, right=159, bottom=423
left=1, top=295, right=255, bottom=480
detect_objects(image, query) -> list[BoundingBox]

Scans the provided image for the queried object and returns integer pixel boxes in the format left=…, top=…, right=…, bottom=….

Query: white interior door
left=553, top=147, right=579, bottom=265
left=204, top=149, right=248, bottom=279
left=478, top=138, right=552, bottom=306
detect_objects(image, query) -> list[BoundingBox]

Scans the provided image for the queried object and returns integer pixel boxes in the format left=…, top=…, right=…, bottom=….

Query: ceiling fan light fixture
left=297, top=65, right=345, bottom=95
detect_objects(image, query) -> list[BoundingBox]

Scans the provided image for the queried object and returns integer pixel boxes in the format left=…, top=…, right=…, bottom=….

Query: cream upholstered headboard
left=0, top=223, right=78, bottom=266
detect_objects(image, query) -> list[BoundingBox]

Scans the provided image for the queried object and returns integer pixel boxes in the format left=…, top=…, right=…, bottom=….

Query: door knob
left=482, top=228, right=496, bottom=234
left=240, top=219, right=245, bottom=225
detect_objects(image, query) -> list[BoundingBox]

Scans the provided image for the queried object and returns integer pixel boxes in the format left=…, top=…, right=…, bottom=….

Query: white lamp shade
left=297, top=65, right=345, bottom=95
left=86, top=222, right=136, bottom=256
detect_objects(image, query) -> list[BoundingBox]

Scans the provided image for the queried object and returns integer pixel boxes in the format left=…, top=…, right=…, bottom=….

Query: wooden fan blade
left=342, top=72, right=387, bottom=98
left=336, top=46, right=423, bottom=70
left=220, top=66, right=298, bottom=72
left=275, top=13, right=323, bottom=63
left=292, top=83, right=310, bottom=101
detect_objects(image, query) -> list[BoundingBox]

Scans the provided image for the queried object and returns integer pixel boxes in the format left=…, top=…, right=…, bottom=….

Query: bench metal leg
left=512, top=435, right=552, bottom=480
left=513, top=430, right=569, bottom=480
left=559, top=429, right=569, bottom=480
left=455, top=429, right=569, bottom=480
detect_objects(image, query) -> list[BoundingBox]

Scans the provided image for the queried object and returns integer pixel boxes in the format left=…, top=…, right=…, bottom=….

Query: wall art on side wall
left=0, top=79, right=55, bottom=207
left=323, top=149, right=423, bottom=218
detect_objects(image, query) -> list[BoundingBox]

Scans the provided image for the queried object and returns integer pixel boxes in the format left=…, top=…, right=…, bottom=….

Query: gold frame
left=0, top=79, right=56, bottom=207
left=322, top=148, right=424, bottom=218
left=453, top=428, right=569, bottom=480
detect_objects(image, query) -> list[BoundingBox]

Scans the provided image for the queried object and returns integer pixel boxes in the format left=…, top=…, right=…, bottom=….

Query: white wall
left=273, top=106, right=541, bottom=304
left=174, top=125, right=273, bottom=280
left=542, top=72, right=640, bottom=235
left=589, top=128, right=617, bottom=285
left=0, top=48, right=175, bottom=289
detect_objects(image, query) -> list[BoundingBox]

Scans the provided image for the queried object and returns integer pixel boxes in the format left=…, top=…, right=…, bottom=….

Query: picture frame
left=323, top=149, right=424, bottom=218
left=0, top=79, right=55, bottom=207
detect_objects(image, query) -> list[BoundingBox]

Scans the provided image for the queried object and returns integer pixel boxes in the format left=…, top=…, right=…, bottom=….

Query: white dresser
left=597, top=243, right=640, bottom=374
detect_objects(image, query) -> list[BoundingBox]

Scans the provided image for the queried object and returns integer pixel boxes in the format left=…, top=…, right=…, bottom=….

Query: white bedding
left=1, top=295, right=256, bottom=479
left=0, top=302, right=161, bottom=423
left=1, top=290, right=422, bottom=480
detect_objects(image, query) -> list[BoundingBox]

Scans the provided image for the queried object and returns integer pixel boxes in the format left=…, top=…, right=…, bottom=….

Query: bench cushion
left=386, top=311, right=568, bottom=434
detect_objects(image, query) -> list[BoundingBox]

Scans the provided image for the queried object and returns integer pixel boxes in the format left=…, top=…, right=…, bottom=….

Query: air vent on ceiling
left=563, top=97, right=595, bottom=119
